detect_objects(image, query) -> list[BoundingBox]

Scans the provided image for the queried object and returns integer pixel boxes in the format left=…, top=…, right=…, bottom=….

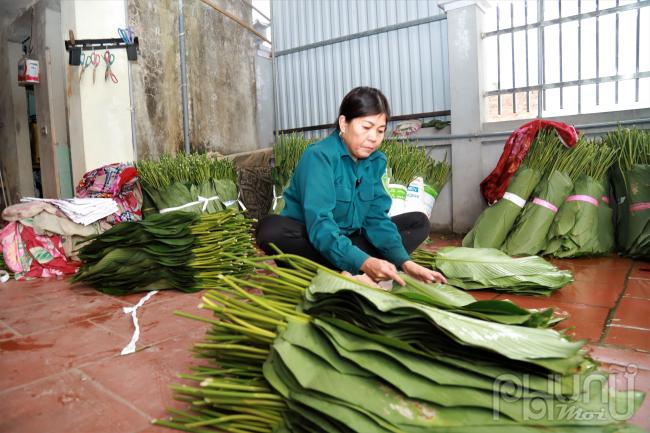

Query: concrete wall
left=0, top=36, right=35, bottom=205
left=128, top=0, right=265, bottom=158
left=255, top=47, right=274, bottom=149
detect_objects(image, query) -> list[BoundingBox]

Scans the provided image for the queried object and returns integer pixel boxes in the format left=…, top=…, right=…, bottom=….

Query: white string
left=160, top=195, right=220, bottom=213
left=272, top=185, right=283, bottom=211
left=120, top=290, right=158, bottom=355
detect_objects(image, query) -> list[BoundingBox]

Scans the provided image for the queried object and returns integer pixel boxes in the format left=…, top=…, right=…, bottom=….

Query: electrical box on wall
left=18, top=58, right=39, bottom=86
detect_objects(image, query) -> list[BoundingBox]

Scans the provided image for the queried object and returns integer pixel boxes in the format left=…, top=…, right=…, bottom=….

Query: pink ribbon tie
left=532, top=197, right=558, bottom=213
left=630, top=202, right=650, bottom=213
left=566, top=195, right=599, bottom=206
left=601, top=196, right=609, bottom=205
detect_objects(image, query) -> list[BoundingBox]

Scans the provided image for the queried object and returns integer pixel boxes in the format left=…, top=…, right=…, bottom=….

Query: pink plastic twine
left=630, top=202, right=650, bottom=213
left=601, top=196, right=609, bottom=205
left=566, top=195, right=599, bottom=206
left=532, top=197, right=558, bottom=213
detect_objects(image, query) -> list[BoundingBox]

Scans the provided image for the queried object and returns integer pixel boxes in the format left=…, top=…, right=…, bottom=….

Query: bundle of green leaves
left=153, top=254, right=644, bottom=433
left=271, top=134, right=313, bottom=213
left=463, top=129, right=562, bottom=249
left=502, top=136, right=603, bottom=256
left=412, top=246, right=573, bottom=296
left=72, top=209, right=255, bottom=295
left=136, top=153, right=239, bottom=216
left=544, top=139, right=620, bottom=257
left=606, top=128, right=650, bottom=259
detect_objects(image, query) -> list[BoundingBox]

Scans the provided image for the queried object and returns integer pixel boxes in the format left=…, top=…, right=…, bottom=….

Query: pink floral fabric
left=75, top=163, right=143, bottom=224
left=0, top=222, right=80, bottom=280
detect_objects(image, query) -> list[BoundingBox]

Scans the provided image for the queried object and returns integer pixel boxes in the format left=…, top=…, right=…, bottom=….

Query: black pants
left=256, top=212, right=430, bottom=270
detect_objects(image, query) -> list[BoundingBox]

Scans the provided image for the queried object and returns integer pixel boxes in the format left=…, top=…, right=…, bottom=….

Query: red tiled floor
left=0, top=321, right=20, bottom=341
left=599, top=363, right=650, bottom=431
left=550, top=280, right=623, bottom=308
left=467, top=290, right=501, bottom=301
left=629, top=368, right=650, bottom=431
left=630, top=261, right=650, bottom=280
left=569, top=265, right=630, bottom=288
left=610, top=298, right=650, bottom=330
left=0, top=320, right=126, bottom=390
left=134, top=426, right=176, bottom=433
left=626, top=278, right=650, bottom=299
left=605, top=326, right=650, bottom=353
left=588, top=344, right=650, bottom=371
left=0, top=290, right=127, bottom=336
left=494, top=294, right=610, bottom=341
left=89, top=291, right=211, bottom=348
left=79, top=332, right=206, bottom=419
left=0, top=369, right=148, bottom=433
left=1, top=251, right=649, bottom=433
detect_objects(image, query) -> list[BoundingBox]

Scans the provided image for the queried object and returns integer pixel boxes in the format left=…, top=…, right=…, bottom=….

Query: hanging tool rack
left=64, top=37, right=139, bottom=65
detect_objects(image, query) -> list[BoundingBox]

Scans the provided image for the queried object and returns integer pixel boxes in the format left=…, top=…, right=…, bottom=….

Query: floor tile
left=550, top=280, right=622, bottom=308
left=587, top=344, right=650, bottom=372
left=0, top=321, right=20, bottom=341
left=495, top=294, right=610, bottom=341
left=467, top=291, right=500, bottom=301
left=604, top=326, right=650, bottom=353
left=4, top=276, right=78, bottom=300
left=80, top=332, right=207, bottom=419
left=618, top=367, right=650, bottom=431
left=0, top=290, right=127, bottom=336
left=626, top=278, right=650, bottom=300
left=88, top=291, right=211, bottom=349
left=0, top=369, right=147, bottom=433
left=630, top=262, right=650, bottom=280
left=562, top=255, right=633, bottom=269
left=134, top=425, right=176, bottom=433
left=0, top=282, right=47, bottom=311
left=610, top=298, right=650, bottom=330
left=595, top=363, right=650, bottom=431
left=570, top=265, right=630, bottom=288
left=0, top=321, right=127, bottom=390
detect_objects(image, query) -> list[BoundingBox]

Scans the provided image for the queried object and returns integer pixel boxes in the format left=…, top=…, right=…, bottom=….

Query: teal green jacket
left=281, top=132, right=410, bottom=273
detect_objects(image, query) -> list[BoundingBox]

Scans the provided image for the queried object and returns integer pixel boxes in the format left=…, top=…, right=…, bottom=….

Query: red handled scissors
left=103, top=50, right=118, bottom=84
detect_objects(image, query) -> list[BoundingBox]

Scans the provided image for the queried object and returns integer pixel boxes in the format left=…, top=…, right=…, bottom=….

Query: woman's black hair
left=334, top=86, right=391, bottom=130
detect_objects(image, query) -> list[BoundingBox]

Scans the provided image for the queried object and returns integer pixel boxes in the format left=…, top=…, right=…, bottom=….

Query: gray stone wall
left=128, top=0, right=260, bottom=159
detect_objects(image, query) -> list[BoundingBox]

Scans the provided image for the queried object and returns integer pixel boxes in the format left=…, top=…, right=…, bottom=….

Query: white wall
left=62, top=0, right=133, bottom=183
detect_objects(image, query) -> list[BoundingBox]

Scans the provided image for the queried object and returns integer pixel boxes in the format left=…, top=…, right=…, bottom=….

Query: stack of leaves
left=502, top=136, right=592, bottom=256
left=412, top=246, right=573, bottom=296
left=463, top=129, right=560, bottom=249
left=271, top=134, right=313, bottom=213
left=71, top=209, right=255, bottom=295
left=154, top=254, right=645, bottom=433
left=544, top=139, right=620, bottom=257
left=606, top=128, right=650, bottom=259
left=136, top=153, right=239, bottom=216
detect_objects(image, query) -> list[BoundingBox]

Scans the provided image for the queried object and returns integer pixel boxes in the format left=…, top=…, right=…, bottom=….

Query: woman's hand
left=401, top=260, right=447, bottom=284
left=341, top=271, right=381, bottom=289
left=360, top=257, right=406, bottom=286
